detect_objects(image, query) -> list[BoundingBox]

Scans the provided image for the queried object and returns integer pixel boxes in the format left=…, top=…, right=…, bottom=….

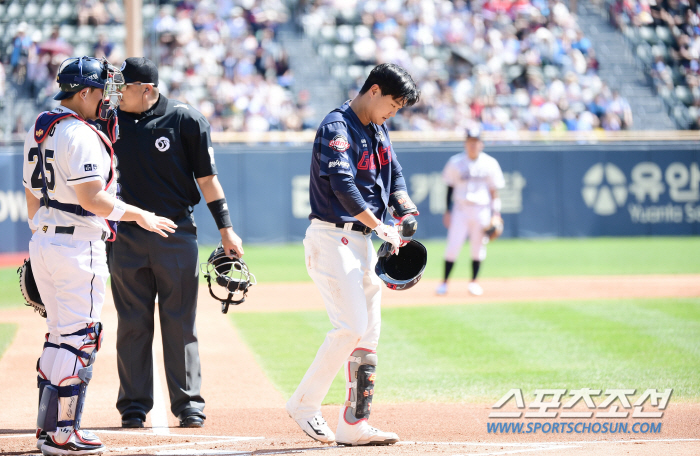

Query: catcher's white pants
left=29, top=229, right=108, bottom=441
left=287, top=220, right=382, bottom=423
left=445, top=203, right=491, bottom=262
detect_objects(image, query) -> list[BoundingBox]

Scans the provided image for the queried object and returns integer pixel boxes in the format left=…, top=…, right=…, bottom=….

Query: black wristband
left=207, top=198, right=232, bottom=230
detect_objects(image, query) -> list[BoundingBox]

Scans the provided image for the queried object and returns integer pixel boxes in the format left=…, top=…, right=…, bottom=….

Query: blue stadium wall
left=1, top=141, right=698, bottom=253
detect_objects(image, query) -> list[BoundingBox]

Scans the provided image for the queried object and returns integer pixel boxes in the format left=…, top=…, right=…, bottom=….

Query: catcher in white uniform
left=436, top=127, right=505, bottom=296
left=23, top=56, right=176, bottom=456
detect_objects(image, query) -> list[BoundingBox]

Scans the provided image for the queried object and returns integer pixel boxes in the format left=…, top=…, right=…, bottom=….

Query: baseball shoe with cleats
left=288, top=412, right=335, bottom=444
left=435, top=282, right=447, bottom=295
left=41, top=430, right=105, bottom=456
left=336, top=422, right=399, bottom=446
left=468, top=281, right=483, bottom=296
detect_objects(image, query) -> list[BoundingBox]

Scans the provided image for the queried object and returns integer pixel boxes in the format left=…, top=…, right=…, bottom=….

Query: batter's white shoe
left=336, top=421, right=399, bottom=446
left=288, top=412, right=335, bottom=444
left=468, top=281, right=483, bottom=296
left=41, top=430, right=105, bottom=455
left=436, top=282, right=448, bottom=295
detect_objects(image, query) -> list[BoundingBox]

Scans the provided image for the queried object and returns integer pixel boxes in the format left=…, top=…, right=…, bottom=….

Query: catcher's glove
left=485, top=215, right=504, bottom=241
left=18, top=258, right=46, bottom=318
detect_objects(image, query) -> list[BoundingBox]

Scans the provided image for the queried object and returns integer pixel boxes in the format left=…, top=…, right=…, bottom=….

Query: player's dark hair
left=359, top=63, right=420, bottom=108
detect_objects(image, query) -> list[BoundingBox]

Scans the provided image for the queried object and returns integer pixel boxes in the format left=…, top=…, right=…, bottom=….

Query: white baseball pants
left=445, top=203, right=491, bottom=262
left=287, top=220, right=382, bottom=419
left=29, top=228, right=108, bottom=442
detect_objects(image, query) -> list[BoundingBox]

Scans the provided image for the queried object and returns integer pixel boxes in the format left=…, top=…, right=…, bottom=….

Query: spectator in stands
left=93, top=33, right=115, bottom=60
left=10, top=23, right=31, bottom=83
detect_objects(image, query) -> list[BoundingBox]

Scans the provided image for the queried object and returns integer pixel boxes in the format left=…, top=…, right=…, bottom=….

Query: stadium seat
left=655, top=26, right=675, bottom=46
left=674, top=85, right=694, bottom=106
left=638, top=26, right=659, bottom=45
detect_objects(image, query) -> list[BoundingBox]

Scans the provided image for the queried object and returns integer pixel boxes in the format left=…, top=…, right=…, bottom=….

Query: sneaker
left=37, top=431, right=47, bottom=450
left=41, top=430, right=105, bottom=456
left=336, top=422, right=399, bottom=446
left=435, top=282, right=447, bottom=295
left=289, top=413, right=335, bottom=444
left=468, top=281, right=483, bottom=296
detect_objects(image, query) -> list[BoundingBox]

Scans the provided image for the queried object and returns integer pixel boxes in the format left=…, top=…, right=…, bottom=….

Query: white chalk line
left=94, top=430, right=261, bottom=439
left=109, top=437, right=263, bottom=452
left=152, top=298, right=171, bottom=435
left=400, top=438, right=700, bottom=446
left=152, top=351, right=171, bottom=435
left=459, top=445, right=582, bottom=456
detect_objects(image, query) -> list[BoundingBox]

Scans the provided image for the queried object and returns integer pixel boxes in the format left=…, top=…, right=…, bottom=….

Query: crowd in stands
left=149, top=0, right=310, bottom=132
left=0, top=0, right=651, bottom=136
left=302, top=0, right=633, bottom=132
left=609, top=0, right=700, bottom=128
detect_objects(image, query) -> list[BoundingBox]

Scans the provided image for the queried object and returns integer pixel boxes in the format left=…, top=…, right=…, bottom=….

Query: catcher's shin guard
left=343, top=348, right=377, bottom=425
left=50, top=324, right=103, bottom=444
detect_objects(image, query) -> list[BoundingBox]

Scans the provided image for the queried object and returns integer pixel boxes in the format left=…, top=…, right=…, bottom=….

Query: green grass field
left=231, top=297, right=700, bottom=403
left=200, top=236, right=700, bottom=284
left=2, top=236, right=699, bottom=401
left=0, top=324, right=18, bottom=361
left=1, top=237, right=698, bottom=311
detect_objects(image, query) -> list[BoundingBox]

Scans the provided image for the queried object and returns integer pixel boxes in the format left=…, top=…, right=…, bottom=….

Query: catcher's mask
left=375, top=240, right=427, bottom=291
left=201, top=244, right=256, bottom=314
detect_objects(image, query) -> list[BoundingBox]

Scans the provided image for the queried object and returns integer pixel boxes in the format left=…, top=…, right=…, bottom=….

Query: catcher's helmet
left=375, top=239, right=427, bottom=291
left=201, top=244, right=256, bottom=314
left=54, top=56, right=124, bottom=120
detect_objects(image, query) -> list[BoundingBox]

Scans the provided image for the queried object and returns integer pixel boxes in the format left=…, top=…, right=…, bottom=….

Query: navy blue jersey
left=309, top=101, right=405, bottom=223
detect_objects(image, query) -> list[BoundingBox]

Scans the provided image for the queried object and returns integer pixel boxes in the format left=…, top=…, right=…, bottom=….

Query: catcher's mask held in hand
left=375, top=239, right=427, bottom=291
left=201, top=243, right=256, bottom=314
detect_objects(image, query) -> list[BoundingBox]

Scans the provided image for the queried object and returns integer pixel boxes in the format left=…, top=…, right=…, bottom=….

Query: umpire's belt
left=335, top=222, right=372, bottom=235
left=38, top=225, right=107, bottom=241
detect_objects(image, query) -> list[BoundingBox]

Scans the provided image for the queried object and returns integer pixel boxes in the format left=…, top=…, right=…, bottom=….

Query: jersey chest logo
left=155, top=136, right=170, bottom=152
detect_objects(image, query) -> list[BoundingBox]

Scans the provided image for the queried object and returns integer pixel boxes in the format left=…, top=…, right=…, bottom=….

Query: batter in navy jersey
left=286, top=63, right=420, bottom=447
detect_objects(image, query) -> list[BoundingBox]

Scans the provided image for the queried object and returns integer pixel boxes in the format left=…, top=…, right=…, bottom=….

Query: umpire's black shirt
left=108, top=95, right=217, bottom=218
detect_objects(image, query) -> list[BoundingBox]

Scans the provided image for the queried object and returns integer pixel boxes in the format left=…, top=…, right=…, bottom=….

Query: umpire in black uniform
left=105, top=57, right=244, bottom=428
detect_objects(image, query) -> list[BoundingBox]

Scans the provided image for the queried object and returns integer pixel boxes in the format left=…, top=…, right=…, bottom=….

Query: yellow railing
left=211, top=130, right=700, bottom=143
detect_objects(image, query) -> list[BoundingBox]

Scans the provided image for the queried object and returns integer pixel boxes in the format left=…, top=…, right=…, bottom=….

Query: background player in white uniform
left=286, top=64, right=420, bottom=446
left=23, top=56, right=176, bottom=456
left=436, top=127, right=505, bottom=296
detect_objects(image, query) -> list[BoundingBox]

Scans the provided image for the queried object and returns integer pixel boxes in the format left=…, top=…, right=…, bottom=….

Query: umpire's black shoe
left=121, top=411, right=146, bottom=428
left=178, top=408, right=206, bottom=428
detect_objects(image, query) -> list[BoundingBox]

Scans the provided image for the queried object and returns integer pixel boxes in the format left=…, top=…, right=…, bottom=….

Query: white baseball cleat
left=435, top=282, right=447, bottom=295
left=41, top=430, right=105, bottom=455
left=336, top=422, right=399, bottom=446
left=288, top=412, right=335, bottom=444
left=468, top=281, right=483, bottom=296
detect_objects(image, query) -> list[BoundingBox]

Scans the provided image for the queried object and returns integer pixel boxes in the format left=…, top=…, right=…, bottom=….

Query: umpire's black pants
left=109, top=213, right=205, bottom=419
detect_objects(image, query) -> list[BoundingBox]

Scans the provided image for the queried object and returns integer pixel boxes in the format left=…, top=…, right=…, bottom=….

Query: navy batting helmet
left=375, top=240, right=427, bottom=291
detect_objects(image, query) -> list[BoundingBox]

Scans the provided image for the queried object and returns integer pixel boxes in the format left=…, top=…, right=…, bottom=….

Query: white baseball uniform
left=287, top=219, right=382, bottom=418
left=442, top=151, right=505, bottom=262
left=23, top=106, right=113, bottom=445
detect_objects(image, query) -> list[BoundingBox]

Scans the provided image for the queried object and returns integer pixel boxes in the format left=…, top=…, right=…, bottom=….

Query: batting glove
left=374, top=223, right=401, bottom=255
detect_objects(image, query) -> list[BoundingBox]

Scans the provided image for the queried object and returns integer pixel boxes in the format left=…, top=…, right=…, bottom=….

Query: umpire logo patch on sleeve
left=84, top=164, right=98, bottom=171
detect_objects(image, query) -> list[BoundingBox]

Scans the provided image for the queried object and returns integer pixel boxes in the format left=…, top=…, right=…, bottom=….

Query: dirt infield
left=1, top=275, right=699, bottom=456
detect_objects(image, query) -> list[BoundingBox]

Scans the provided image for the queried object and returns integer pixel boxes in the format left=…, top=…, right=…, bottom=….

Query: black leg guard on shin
left=343, top=348, right=378, bottom=424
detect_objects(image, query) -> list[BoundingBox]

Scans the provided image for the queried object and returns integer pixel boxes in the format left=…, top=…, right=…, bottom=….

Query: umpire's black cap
left=466, top=126, right=482, bottom=140
left=120, top=57, right=158, bottom=87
